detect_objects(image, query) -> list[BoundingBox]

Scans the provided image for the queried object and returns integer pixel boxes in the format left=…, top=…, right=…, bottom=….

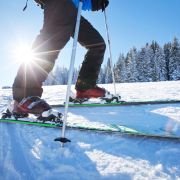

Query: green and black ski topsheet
left=51, top=99, right=180, bottom=108
left=0, top=118, right=179, bottom=140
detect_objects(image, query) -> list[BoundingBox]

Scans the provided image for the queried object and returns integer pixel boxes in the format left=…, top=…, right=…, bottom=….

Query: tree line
left=44, top=37, right=180, bottom=85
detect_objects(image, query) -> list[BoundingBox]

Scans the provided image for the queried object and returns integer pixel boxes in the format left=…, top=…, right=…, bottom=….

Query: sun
left=14, top=43, right=35, bottom=64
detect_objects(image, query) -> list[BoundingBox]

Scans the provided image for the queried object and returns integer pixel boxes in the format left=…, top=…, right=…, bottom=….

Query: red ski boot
left=12, top=96, right=51, bottom=115
left=70, top=86, right=121, bottom=104
left=76, top=86, right=106, bottom=99
left=4, top=96, right=62, bottom=122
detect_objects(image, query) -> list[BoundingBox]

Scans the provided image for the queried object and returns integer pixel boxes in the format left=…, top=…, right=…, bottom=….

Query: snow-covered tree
left=169, top=37, right=180, bottom=80
left=98, top=68, right=105, bottom=84
left=72, top=67, right=79, bottom=84
left=43, top=71, right=56, bottom=85
left=126, top=48, right=138, bottom=82
left=153, top=45, right=167, bottom=81
left=164, top=42, right=171, bottom=80
left=136, top=44, right=154, bottom=82
left=114, top=54, right=126, bottom=83
left=104, top=58, right=113, bottom=83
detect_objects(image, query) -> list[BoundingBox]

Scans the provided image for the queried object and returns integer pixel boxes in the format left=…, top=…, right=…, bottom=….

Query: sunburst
left=14, top=42, right=35, bottom=65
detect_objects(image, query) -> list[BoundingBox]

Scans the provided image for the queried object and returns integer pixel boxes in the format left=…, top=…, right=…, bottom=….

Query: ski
left=51, top=99, right=180, bottom=108
left=0, top=118, right=179, bottom=140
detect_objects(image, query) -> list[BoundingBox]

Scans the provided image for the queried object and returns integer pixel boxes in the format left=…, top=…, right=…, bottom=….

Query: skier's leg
left=75, top=16, right=106, bottom=90
left=13, top=0, right=77, bottom=102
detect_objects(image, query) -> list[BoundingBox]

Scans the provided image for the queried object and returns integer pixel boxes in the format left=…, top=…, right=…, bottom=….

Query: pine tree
left=114, top=54, right=126, bottom=83
left=136, top=45, right=154, bottom=82
left=43, top=71, right=56, bottom=85
left=153, top=46, right=167, bottom=81
left=169, top=37, right=180, bottom=80
left=54, top=66, right=63, bottom=84
left=97, top=68, right=105, bottom=84
left=104, top=58, right=113, bottom=83
left=72, top=67, right=79, bottom=84
left=164, top=43, right=171, bottom=80
left=136, top=48, right=145, bottom=82
left=124, top=53, right=131, bottom=82
left=61, top=67, right=68, bottom=84
left=126, top=48, right=138, bottom=82
left=44, top=67, right=60, bottom=85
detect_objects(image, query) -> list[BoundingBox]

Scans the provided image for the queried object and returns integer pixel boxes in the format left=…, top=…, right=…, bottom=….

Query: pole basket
left=54, top=137, right=71, bottom=143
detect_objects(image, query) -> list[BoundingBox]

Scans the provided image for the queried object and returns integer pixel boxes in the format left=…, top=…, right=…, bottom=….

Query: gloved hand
left=101, top=0, right=109, bottom=11
left=91, top=0, right=109, bottom=11
left=34, top=0, right=46, bottom=9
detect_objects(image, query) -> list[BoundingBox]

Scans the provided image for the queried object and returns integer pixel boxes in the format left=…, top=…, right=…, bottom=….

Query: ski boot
left=76, top=86, right=106, bottom=99
left=2, top=96, right=62, bottom=123
left=70, top=86, right=122, bottom=104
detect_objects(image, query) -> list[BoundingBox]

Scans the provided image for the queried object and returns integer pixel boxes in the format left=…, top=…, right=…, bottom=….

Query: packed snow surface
left=0, top=81, right=180, bottom=180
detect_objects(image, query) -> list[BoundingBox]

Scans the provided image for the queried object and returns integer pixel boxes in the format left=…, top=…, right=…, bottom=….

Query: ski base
left=0, top=118, right=179, bottom=140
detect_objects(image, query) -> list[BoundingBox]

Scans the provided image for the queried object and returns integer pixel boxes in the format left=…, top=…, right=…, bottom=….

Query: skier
left=12, top=0, right=109, bottom=115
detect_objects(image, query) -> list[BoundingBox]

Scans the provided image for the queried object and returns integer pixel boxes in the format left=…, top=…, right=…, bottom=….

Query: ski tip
left=54, top=137, right=71, bottom=143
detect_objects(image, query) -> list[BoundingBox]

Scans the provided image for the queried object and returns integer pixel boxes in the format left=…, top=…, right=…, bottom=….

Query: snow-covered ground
left=0, top=81, right=180, bottom=180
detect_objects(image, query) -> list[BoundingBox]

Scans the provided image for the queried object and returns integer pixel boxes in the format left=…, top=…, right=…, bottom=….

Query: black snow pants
left=13, top=0, right=106, bottom=102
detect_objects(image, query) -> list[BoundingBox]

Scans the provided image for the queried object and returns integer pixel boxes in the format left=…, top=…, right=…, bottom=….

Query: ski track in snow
left=0, top=81, right=180, bottom=180
left=1, top=123, right=36, bottom=180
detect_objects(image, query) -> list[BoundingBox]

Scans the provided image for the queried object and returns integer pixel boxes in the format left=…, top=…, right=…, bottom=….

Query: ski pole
left=103, top=8, right=117, bottom=95
left=54, top=0, right=83, bottom=146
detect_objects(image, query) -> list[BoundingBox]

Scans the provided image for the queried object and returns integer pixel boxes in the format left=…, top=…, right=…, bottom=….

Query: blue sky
left=0, top=0, right=180, bottom=87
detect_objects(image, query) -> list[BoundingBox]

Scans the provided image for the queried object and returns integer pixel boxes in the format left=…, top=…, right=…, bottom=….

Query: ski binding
left=1, top=108, right=63, bottom=124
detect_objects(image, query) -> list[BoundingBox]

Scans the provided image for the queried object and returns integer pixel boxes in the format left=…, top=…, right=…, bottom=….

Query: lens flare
left=14, top=43, right=34, bottom=64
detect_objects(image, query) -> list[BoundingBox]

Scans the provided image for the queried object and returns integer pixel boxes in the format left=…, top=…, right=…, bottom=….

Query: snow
left=0, top=81, right=180, bottom=180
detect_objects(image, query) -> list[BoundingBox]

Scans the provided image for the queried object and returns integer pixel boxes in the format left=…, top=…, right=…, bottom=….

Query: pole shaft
left=104, top=9, right=117, bottom=95
left=61, top=1, right=83, bottom=141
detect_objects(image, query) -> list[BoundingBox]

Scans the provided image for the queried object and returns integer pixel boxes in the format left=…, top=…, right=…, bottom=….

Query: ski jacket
left=75, top=0, right=109, bottom=11
left=72, top=0, right=92, bottom=10
left=34, top=0, right=109, bottom=11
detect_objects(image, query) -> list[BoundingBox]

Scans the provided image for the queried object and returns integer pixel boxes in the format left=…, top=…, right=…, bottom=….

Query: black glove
left=34, top=0, right=46, bottom=9
left=91, top=0, right=109, bottom=11
left=101, top=0, right=109, bottom=11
